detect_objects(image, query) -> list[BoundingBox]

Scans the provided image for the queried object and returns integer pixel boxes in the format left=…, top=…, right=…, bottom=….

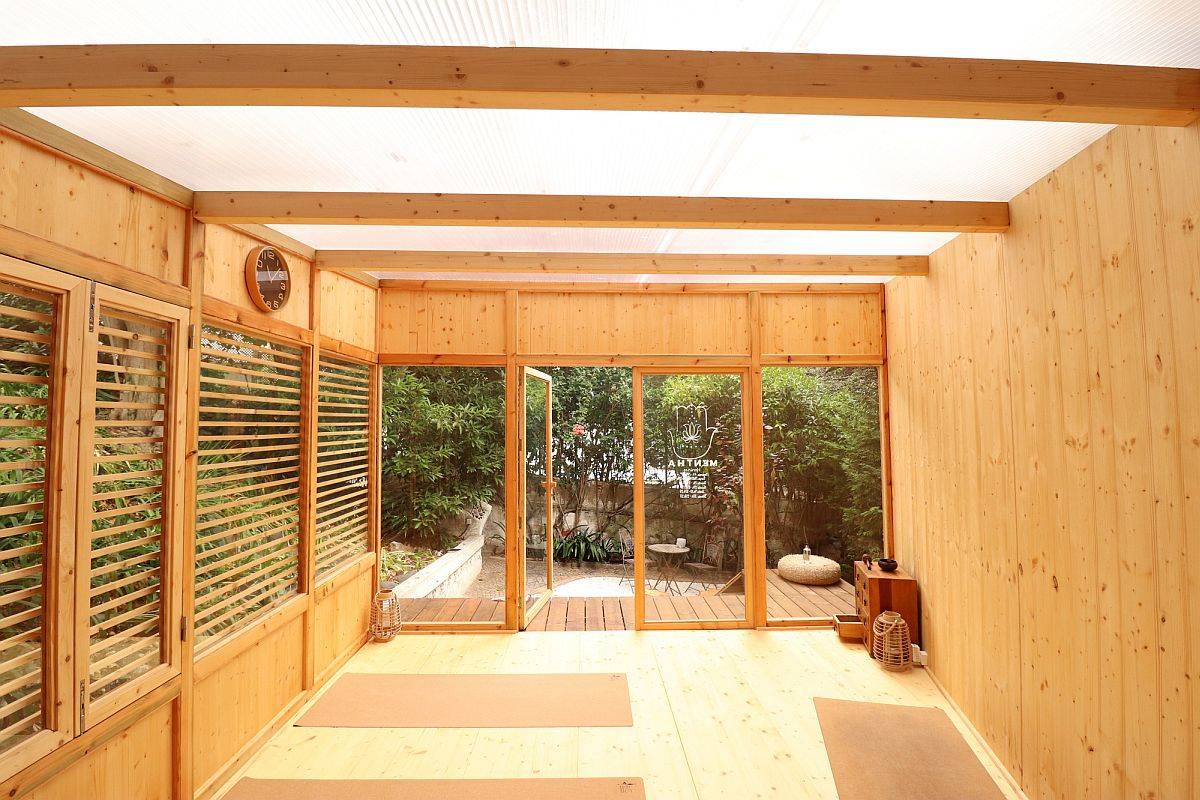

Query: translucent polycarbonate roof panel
left=26, top=107, right=1113, bottom=204
left=4, top=0, right=1199, bottom=67
left=7, top=0, right=1199, bottom=258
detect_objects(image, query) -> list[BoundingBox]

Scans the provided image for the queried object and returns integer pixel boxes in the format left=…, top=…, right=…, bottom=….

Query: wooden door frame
left=632, top=365, right=757, bottom=631
left=518, top=366, right=554, bottom=629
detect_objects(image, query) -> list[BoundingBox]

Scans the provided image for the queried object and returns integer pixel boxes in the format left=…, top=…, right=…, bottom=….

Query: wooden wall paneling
left=0, top=130, right=188, bottom=287
left=885, top=121, right=1200, bottom=799
left=1085, top=130, right=1162, bottom=797
left=191, top=611, right=305, bottom=797
left=23, top=696, right=176, bottom=800
left=0, top=110, right=194, bottom=207
left=1151, top=122, right=1200, bottom=797
left=201, top=224, right=311, bottom=331
left=377, top=289, right=506, bottom=355
left=1120, top=125, right=1193, bottom=800
left=517, top=292, right=751, bottom=357
left=759, top=291, right=883, bottom=361
left=319, top=271, right=377, bottom=353
left=312, top=556, right=373, bottom=682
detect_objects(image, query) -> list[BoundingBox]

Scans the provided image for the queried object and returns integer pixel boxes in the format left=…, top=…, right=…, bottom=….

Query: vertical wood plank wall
left=378, top=285, right=884, bottom=362
left=885, top=122, right=1200, bottom=799
left=0, top=126, right=379, bottom=800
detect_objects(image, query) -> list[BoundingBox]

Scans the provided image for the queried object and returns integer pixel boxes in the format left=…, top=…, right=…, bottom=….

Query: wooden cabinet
left=854, top=561, right=920, bottom=653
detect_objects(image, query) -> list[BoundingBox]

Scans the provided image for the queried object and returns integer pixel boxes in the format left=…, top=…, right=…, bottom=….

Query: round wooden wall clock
left=244, top=245, right=291, bottom=313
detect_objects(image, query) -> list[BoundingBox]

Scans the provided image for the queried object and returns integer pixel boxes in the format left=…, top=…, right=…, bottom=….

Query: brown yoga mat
left=223, top=778, right=646, bottom=800
left=297, top=672, right=633, bottom=728
left=815, top=698, right=1006, bottom=800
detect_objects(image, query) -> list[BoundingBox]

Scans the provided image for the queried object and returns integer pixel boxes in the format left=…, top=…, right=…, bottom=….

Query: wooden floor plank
left=394, top=573, right=851, bottom=630
left=238, top=630, right=1023, bottom=800
left=601, top=598, right=623, bottom=631
left=547, top=598, right=569, bottom=631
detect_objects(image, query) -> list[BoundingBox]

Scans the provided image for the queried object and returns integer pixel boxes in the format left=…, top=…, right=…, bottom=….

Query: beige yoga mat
left=297, top=672, right=633, bottom=728
left=815, top=698, right=1006, bottom=800
left=223, top=778, right=645, bottom=800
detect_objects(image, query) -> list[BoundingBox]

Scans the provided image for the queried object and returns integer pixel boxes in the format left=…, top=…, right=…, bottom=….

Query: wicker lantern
left=370, top=585, right=403, bottom=641
left=871, top=611, right=913, bottom=672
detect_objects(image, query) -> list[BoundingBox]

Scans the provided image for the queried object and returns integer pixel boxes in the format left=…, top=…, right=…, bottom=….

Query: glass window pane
left=86, top=306, right=174, bottom=701
left=762, top=366, right=883, bottom=622
left=0, top=281, right=56, bottom=752
left=641, top=373, right=745, bottom=624
left=380, top=367, right=506, bottom=626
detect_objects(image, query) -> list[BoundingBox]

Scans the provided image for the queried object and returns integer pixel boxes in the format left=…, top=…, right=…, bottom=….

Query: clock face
left=245, top=246, right=291, bottom=313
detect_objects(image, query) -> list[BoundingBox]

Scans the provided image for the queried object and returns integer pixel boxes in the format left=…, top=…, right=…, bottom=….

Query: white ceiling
left=6, top=0, right=1199, bottom=278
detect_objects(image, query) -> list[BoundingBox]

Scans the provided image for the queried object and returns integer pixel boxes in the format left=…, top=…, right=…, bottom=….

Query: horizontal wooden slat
left=2, top=45, right=1197, bottom=125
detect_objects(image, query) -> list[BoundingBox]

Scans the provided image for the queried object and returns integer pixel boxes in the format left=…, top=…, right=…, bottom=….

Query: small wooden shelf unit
left=854, top=561, right=921, bottom=653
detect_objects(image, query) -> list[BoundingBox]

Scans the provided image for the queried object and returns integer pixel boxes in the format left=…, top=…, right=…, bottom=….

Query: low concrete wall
left=393, top=533, right=485, bottom=599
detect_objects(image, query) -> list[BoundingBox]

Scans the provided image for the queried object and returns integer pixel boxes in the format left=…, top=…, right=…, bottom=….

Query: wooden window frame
left=313, top=349, right=373, bottom=584
left=74, top=285, right=189, bottom=730
left=194, top=317, right=309, bottom=655
left=0, top=255, right=86, bottom=780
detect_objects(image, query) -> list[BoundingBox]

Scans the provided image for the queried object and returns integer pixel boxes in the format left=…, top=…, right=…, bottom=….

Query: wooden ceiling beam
left=377, top=279, right=880, bottom=294
left=195, top=192, right=1007, bottom=232
left=1, top=45, right=1197, bottom=125
left=315, top=250, right=929, bottom=276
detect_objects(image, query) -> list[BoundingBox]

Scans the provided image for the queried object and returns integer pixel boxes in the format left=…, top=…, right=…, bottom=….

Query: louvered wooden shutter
left=194, top=322, right=304, bottom=649
left=314, top=353, right=371, bottom=580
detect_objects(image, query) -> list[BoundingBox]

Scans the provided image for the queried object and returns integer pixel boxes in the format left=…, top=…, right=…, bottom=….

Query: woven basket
left=370, top=587, right=403, bottom=641
left=871, top=610, right=912, bottom=672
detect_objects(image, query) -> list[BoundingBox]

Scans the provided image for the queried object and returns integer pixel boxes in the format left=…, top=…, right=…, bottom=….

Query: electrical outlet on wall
left=911, top=645, right=929, bottom=666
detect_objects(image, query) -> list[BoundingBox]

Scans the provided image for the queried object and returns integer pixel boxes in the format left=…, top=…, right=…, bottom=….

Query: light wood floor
left=399, top=571, right=854, bottom=630
left=223, top=630, right=1021, bottom=800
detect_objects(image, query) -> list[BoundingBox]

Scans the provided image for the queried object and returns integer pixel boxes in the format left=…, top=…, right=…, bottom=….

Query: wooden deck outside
left=398, top=570, right=854, bottom=630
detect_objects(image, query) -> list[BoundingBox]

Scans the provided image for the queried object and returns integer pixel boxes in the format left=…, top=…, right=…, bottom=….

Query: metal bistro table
left=647, top=543, right=690, bottom=595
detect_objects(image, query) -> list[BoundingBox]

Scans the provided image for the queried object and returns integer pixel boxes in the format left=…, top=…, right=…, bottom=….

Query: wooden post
left=300, top=268, right=320, bottom=688
left=747, top=292, right=768, bottom=628
left=503, top=290, right=520, bottom=630
left=878, top=285, right=895, bottom=558
left=631, top=369, right=645, bottom=630
left=176, top=215, right=204, bottom=799
left=369, top=360, right=382, bottom=598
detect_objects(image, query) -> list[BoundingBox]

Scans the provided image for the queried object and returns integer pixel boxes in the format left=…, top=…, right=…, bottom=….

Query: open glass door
left=519, top=367, right=554, bottom=628
left=633, top=368, right=751, bottom=629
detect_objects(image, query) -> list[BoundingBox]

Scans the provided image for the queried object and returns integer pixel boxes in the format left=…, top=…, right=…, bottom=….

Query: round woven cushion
left=777, top=554, right=841, bottom=586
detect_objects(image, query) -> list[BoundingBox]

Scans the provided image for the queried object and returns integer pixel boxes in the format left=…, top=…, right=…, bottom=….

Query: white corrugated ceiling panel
left=5, top=0, right=1198, bottom=267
